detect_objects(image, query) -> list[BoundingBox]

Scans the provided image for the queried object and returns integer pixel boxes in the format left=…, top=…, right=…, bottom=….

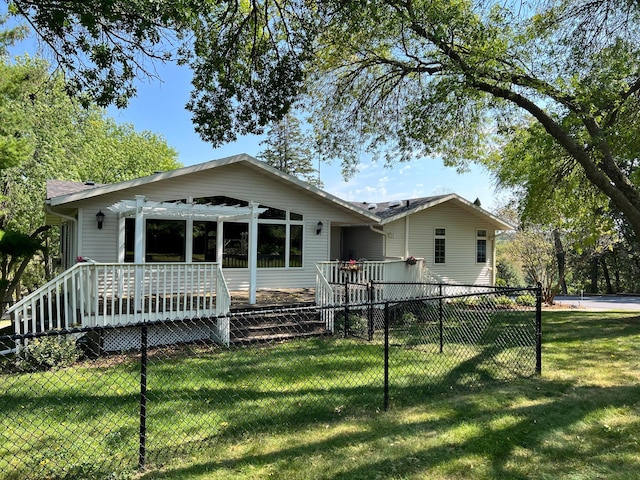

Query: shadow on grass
left=4, top=311, right=639, bottom=479
left=140, top=379, right=640, bottom=479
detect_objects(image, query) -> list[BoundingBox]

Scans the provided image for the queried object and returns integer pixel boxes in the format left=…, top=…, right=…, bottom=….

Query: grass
left=143, top=311, right=640, bottom=479
left=1, top=310, right=639, bottom=479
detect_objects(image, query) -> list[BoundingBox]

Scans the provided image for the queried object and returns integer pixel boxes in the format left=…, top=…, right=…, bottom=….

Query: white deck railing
left=315, top=259, right=444, bottom=332
left=315, top=259, right=436, bottom=305
left=8, top=262, right=231, bottom=338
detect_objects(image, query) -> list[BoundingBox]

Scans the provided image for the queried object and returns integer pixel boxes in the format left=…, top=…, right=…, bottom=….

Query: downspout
left=368, top=225, right=386, bottom=258
left=404, top=216, right=410, bottom=258
left=46, top=205, right=78, bottom=267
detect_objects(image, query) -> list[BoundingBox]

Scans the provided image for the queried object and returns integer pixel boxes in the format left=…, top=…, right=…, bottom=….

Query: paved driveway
left=554, top=295, right=640, bottom=311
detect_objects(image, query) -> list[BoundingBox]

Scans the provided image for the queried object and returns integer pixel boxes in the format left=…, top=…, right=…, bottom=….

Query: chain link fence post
left=383, top=301, right=390, bottom=411
left=367, top=281, right=374, bottom=341
left=536, top=282, right=543, bottom=375
left=438, top=283, right=444, bottom=354
left=138, top=322, right=148, bottom=471
left=344, top=278, right=349, bottom=338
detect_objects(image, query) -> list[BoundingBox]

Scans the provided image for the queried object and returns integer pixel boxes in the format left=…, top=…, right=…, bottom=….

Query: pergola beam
left=108, top=196, right=267, bottom=304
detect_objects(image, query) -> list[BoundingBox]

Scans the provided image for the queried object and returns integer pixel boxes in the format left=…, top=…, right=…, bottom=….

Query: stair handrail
left=7, top=263, right=84, bottom=319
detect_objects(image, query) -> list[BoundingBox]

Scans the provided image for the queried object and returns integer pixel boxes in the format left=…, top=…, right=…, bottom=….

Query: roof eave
left=47, top=153, right=381, bottom=223
left=378, top=193, right=514, bottom=230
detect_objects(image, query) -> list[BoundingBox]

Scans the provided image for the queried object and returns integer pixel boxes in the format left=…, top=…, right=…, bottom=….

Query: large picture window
left=289, top=224, right=303, bottom=267
left=223, top=223, right=248, bottom=268
left=193, top=221, right=217, bottom=262
left=122, top=197, right=304, bottom=268
left=145, top=219, right=186, bottom=262
left=258, top=224, right=286, bottom=267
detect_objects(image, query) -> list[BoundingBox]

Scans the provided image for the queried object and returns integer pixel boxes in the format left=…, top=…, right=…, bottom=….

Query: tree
left=0, top=53, right=180, bottom=314
left=10, top=1, right=640, bottom=242
left=506, top=227, right=558, bottom=304
left=257, top=113, right=322, bottom=188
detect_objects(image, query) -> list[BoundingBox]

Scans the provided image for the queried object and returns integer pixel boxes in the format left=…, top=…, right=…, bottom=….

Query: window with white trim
left=434, top=228, right=446, bottom=264
left=476, top=229, right=487, bottom=263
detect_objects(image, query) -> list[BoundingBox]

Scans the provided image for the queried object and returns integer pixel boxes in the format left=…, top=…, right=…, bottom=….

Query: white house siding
left=384, top=220, right=408, bottom=259
left=330, top=226, right=341, bottom=261
left=341, top=226, right=384, bottom=261
left=386, top=202, right=496, bottom=285
left=58, top=162, right=372, bottom=291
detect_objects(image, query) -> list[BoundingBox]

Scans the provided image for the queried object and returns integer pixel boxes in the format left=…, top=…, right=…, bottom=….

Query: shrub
left=400, top=312, right=418, bottom=325
left=334, top=312, right=368, bottom=334
left=515, top=293, right=537, bottom=307
left=494, top=295, right=516, bottom=308
left=15, top=336, right=81, bottom=372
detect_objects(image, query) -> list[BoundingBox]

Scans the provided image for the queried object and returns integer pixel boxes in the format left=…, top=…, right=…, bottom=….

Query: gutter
left=46, top=205, right=78, bottom=265
left=46, top=205, right=77, bottom=226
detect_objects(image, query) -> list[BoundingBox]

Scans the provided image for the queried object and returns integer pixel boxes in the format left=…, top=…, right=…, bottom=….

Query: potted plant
left=341, top=259, right=361, bottom=272
left=405, top=256, right=417, bottom=265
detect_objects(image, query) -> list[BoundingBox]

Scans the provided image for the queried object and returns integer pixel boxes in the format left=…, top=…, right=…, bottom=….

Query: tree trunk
left=590, top=256, right=599, bottom=293
left=600, top=257, right=613, bottom=294
left=552, top=229, right=568, bottom=294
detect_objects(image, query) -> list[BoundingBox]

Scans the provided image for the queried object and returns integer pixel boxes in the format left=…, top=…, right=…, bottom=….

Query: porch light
left=316, top=221, right=323, bottom=235
left=96, top=210, right=105, bottom=229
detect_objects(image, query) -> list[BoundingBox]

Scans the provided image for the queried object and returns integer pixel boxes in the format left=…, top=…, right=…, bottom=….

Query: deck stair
left=229, top=306, right=327, bottom=344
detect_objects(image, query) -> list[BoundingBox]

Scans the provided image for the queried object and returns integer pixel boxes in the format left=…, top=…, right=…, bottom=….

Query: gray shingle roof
left=351, top=195, right=450, bottom=219
left=46, top=180, right=106, bottom=199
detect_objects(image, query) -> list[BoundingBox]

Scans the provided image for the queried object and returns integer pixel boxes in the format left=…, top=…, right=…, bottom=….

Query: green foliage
left=400, top=312, right=418, bottom=325
left=515, top=294, right=536, bottom=307
left=26, top=448, right=132, bottom=480
left=9, top=0, right=640, bottom=244
left=0, top=229, right=40, bottom=258
left=258, top=112, right=322, bottom=188
left=14, top=336, right=81, bottom=372
left=0, top=54, right=180, bottom=306
left=334, top=311, right=368, bottom=334
left=494, top=295, right=516, bottom=308
left=496, top=258, right=524, bottom=287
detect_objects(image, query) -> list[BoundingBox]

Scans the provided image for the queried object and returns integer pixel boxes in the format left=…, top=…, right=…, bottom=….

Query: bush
left=515, top=293, right=537, bottom=307
left=15, top=336, right=81, bottom=372
left=334, top=312, right=368, bottom=334
left=494, top=295, right=516, bottom=308
left=400, top=312, right=418, bottom=325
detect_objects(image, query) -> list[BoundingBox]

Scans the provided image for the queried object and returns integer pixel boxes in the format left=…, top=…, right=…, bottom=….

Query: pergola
left=108, top=195, right=267, bottom=303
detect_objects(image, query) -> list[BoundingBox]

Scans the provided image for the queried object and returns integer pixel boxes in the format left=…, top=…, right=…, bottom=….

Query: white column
left=134, top=195, right=145, bottom=317
left=134, top=195, right=145, bottom=263
left=117, top=215, right=125, bottom=263
left=216, top=220, right=223, bottom=263
left=248, top=202, right=259, bottom=304
left=185, top=217, right=193, bottom=262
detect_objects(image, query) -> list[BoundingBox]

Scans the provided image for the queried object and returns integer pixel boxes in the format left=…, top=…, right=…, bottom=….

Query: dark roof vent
left=84, top=180, right=95, bottom=186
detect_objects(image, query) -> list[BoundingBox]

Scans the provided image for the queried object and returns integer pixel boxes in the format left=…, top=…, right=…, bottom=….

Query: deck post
left=248, top=202, right=259, bottom=304
left=134, top=195, right=145, bottom=319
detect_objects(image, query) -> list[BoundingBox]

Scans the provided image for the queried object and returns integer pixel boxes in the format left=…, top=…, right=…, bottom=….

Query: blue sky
left=106, top=61, right=502, bottom=210
left=5, top=18, right=502, bottom=211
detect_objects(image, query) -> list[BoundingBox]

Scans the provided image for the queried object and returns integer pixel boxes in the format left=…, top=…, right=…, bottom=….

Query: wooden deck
left=230, top=288, right=316, bottom=310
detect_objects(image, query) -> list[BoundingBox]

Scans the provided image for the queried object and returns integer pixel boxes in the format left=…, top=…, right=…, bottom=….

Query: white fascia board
left=47, top=153, right=381, bottom=223
left=378, top=193, right=514, bottom=231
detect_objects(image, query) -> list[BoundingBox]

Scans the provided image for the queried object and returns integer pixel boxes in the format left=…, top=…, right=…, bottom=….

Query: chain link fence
left=0, top=284, right=541, bottom=479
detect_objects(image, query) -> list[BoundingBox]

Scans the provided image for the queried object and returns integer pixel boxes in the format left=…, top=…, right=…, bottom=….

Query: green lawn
left=1, top=310, right=639, bottom=479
